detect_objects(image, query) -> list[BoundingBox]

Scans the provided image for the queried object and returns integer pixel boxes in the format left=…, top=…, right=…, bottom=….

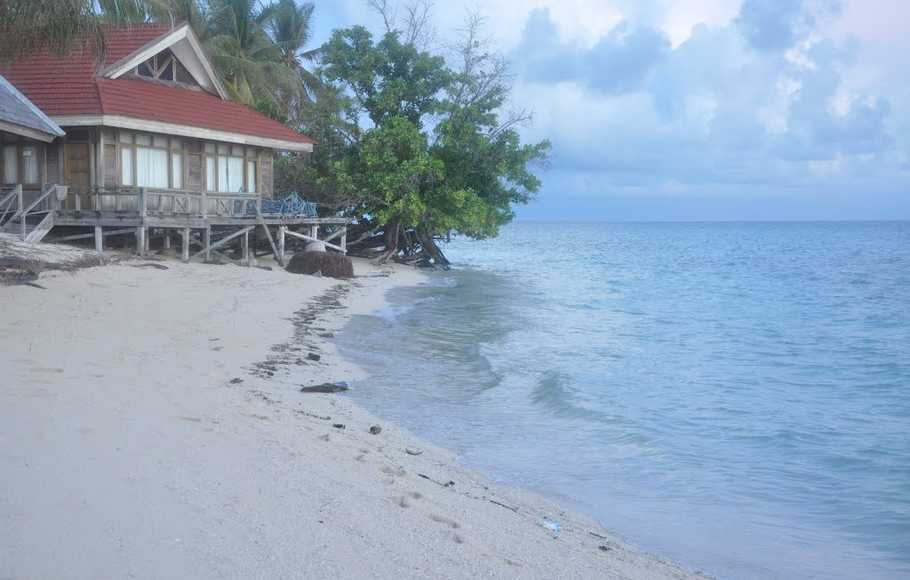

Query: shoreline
left=0, top=256, right=704, bottom=579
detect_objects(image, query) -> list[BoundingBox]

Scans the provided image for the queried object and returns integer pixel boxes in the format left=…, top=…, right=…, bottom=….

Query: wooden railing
left=0, top=184, right=56, bottom=239
left=72, top=187, right=262, bottom=219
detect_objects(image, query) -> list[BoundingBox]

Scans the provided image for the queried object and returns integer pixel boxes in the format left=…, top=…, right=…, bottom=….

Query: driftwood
left=345, top=222, right=451, bottom=268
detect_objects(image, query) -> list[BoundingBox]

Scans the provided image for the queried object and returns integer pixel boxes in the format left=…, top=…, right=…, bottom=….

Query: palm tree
left=204, top=0, right=296, bottom=110
left=267, top=0, right=322, bottom=104
left=0, top=0, right=103, bottom=63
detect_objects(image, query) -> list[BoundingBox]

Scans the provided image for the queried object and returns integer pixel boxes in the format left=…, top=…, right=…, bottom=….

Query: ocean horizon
left=339, top=220, right=910, bottom=580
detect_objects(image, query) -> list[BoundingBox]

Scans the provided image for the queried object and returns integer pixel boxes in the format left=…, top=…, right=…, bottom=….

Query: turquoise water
left=338, top=222, right=910, bottom=579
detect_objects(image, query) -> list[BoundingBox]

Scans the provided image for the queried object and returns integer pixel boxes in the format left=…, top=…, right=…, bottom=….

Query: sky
left=308, top=0, right=910, bottom=221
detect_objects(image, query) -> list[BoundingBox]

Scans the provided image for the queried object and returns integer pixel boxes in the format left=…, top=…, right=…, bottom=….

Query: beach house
left=0, top=23, right=346, bottom=261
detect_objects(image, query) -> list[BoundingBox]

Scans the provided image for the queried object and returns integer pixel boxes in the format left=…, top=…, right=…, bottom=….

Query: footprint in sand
left=429, top=514, right=460, bottom=529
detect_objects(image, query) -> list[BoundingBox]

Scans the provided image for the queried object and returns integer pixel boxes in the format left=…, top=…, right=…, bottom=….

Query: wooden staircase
left=0, top=184, right=57, bottom=243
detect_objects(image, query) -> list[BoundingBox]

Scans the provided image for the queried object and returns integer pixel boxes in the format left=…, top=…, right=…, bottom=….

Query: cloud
left=313, top=0, right=909, bottom=219
left=515, top=8, right=670, bottom=95
left=736, top=0, right=843, bottom=52
left=505, top=3, right=906, bottom=215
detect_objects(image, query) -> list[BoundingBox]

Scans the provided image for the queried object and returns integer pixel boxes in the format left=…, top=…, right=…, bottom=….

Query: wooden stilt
left=242, top=229, right=250, bottom=266
left=203, top=227, right=212, bottom=262
left=278, top=226, right=286, bottom=264
left=182, top=227, right=190, bottom=262
left=164, top=234, right=172, bottom=249
left=94, top=226, right=103, bottom=254
left=340, top=226, right=347, bottom=254
left=136, top=226, right=146, bottom=256
left=309, top=224, right=318, bottom=240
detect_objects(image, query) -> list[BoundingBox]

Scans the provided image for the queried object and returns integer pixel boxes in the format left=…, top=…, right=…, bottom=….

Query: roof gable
left=102, top=23, right=228, bottom=99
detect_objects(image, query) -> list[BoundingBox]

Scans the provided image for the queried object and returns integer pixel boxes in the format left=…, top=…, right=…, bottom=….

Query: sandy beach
left=0, top=256, right=703, bottom=580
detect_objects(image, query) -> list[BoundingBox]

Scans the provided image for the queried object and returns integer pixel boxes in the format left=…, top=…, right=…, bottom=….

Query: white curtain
left=22, top=146, right=38, bottom=183
left=136, top=147, right=168, bottom=188
left=171, top=153, right=183, bottom=189
left=3, top=145, right=17, bottom=184
left=228, top=157, right=244, bottom=192
left=206, top=157, right=215, bottom=191
left=121, top=148, right=133, bottom=185
left=246, top=159, right=256, bottom=193
left=217, top=155, right=245, bottom=192
left=217, top=155, right=228, bottom=192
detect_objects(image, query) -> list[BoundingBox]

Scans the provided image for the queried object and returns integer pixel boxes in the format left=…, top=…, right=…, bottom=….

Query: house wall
left=38, top=125, right=277, bottom=198
left=0, top=131, right=47, bottom=188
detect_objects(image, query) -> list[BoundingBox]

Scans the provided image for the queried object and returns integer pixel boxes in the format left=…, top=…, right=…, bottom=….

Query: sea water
left=337, top=222, right=910, bottom=579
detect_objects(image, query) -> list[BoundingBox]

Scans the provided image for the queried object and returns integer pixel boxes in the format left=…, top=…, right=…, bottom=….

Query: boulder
left=305, top=241, right=326, bottom=253
left=286, top=251, right=354, bottom=279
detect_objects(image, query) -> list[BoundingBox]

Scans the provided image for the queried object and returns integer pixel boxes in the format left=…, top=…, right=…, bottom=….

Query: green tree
left=315, top=22, right=549, bottom=264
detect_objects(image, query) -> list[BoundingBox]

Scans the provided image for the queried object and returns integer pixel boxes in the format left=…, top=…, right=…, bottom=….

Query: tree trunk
left=377, top=219, right=400, bottom=263
left=418, top=228, right=450, bottom=267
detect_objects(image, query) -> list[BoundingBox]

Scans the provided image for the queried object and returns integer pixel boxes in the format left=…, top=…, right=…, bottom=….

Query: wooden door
left=64, top=143, right=90, bottom=209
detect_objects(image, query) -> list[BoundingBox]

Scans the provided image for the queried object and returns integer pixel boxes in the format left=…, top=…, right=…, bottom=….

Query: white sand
left=0, top=257, right=705, bottom=580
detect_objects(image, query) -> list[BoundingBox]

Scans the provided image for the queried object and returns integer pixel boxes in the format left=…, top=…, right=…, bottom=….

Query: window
left=172, top=154, right=183, bottom=189
left=3, top=145, right=18, bottom=183
left=21, top=145, right=39, bottom=183
left=119, top=130, right=184, bottom=189
left=137, top=147, right=169, bottom=188
left=247, top=159, right=257, bottom=193
left=121, top=147, right=133, bottom=185
left=206, top=157, right=215, bottom=191
left=133, top=49, right=200, bottom=88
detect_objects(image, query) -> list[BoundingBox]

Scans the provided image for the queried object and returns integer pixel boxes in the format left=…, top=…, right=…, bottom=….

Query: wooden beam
left=51, top=227, right=136, bottom=242
left=284, top=229, right=345, bottom=253
left=241, top=229, right=250, bottom=266
left=278, top=226, right=285, bottom=264
left=190, top=225, right=254, bottom=260
left=94, top=226, right=102, bottom=254
left=256, top=213, right=283, bottom=267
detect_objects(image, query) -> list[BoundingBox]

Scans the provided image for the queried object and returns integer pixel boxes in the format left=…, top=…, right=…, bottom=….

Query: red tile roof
left=0, top=24, right=313, bottom=146
left=97, top=78, right=313, bottom=144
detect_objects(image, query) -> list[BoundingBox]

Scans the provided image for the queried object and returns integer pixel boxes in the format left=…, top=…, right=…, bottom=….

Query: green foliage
left=313, top=24, right=550, bottom=246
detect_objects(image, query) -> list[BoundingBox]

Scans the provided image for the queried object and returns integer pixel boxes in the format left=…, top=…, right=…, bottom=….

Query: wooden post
left=182, top=227, right=190, bottom=262
left=94, top=226, right=103, bottom=254
left=340, top=226, right=347, bottom=254
left=242, top=229, right=250, bottom=266
left=136, top=226, right=146, bottom=256
left=204, top=227, right=212, bottom=262
left=16, top=185, right=24, bottom=239
left=164, top=234, right=172, bottom=249
left=278, top=226, right=286, bottom=264
left=309, top=223, right=318, bottom=240
left=201, top=190, right=208, bottom=219
left=138, top=187, right=147, bottom=219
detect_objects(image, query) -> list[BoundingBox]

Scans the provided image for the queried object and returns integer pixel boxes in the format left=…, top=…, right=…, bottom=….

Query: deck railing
left=64, top=187, right=263, bottom=219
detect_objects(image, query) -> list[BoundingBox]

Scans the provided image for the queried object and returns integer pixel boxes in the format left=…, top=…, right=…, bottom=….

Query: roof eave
left=52, top=114, right=314, bottom=152
left=0, top=118, right=63, bottom=142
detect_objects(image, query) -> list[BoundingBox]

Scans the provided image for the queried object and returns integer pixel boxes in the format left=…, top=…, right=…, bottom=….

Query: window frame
left=117, top=130, right=185, bottom=191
